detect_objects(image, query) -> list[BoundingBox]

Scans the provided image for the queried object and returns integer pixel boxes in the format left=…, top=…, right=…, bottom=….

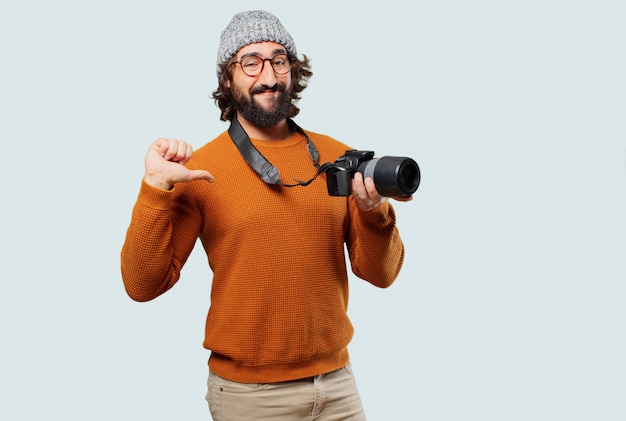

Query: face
left=229, top=41, right=293, bottom=127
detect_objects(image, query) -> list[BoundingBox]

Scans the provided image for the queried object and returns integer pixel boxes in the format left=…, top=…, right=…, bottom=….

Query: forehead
left=236, top=41, right=287, bottom=58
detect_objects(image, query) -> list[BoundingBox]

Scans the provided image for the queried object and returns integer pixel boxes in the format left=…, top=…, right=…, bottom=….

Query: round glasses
left=233, top=54, right=292, bottom=77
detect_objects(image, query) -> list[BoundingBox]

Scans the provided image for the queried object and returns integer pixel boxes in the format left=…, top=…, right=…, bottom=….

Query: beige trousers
left=206, top=363, right=366, bottom=421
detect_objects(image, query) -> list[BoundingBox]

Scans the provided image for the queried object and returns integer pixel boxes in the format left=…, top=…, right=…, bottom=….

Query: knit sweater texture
left=121, top=127, right=405, bottom=383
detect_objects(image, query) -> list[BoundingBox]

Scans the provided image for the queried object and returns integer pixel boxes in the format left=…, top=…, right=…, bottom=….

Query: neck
left=236, top=113, right=292, bottom=141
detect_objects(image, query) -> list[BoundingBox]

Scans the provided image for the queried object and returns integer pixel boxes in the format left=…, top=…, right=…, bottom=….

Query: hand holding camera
left=324, top=150, right=420, bottom=198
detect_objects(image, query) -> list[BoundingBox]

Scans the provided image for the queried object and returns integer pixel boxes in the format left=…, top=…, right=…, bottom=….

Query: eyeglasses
left=233, top=54, right=293, bottom=77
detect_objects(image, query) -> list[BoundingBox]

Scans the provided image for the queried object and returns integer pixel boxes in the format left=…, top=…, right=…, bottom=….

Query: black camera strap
left=228, top=116, right=333, bottom=187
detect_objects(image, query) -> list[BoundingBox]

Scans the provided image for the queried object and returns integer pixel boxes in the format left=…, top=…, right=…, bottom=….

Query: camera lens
left=397, top=159, right=420, bottom=195
left=359, top=156, right=420, bottom=197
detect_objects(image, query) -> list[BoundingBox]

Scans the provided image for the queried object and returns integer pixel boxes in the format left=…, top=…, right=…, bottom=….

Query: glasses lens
left=271, top=54, right=291, bottom=75
left=240, top=56, right=263, bottom=76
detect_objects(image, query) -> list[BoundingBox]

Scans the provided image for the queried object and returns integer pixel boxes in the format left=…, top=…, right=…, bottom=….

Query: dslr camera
left=325, top=150, right=420, bottom=197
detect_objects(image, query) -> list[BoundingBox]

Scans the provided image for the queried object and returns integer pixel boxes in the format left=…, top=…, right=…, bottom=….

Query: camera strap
left=228, top=116, right=332, bottom=187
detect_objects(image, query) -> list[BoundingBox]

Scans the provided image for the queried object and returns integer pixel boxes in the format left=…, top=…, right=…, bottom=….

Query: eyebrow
left=240, top=48, right=287, bottom=60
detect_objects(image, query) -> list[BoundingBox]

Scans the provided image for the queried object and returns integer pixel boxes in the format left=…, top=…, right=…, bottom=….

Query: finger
left=182, top=142, right=194, bottom=164
left=174, top=140, right=190, bottom=164
left=393, top=195, right=413, bottom=202
left=351, top=173, right=373, bottom=211
left=364, top=177, right=382, bottom=202
left=188, top=169, right=215, bottom=183
left=351, top=172, right=367, bottom=199
left=151, top=137, right=169, bottom=155
left=161, top=138, right=185, bottom=162
left=159, top=138, right=176, bottom=160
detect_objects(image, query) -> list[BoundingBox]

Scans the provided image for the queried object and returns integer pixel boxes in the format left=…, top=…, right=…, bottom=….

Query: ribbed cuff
left=137, top=179, right=173, bottom=211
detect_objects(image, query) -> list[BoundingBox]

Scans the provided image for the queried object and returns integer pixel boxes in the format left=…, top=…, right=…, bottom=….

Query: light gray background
left=1, top=0, right=624, bottom=420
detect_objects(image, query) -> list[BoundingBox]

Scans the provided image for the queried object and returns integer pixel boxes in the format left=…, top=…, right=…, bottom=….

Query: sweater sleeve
left=120, top=180, right=202, bottom=302
left=345, top=199, right=405, bottom=288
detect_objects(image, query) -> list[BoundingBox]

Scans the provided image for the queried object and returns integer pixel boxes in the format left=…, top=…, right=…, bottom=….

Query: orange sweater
left=121, top=128, right=405, bottom=383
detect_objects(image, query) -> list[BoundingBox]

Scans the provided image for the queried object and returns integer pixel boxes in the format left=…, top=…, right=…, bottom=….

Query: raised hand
left=144, top=137, right=214, bottom=190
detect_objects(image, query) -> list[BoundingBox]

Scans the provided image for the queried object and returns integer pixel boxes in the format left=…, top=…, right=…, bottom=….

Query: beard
left=232, top=83, right=292, bottom=128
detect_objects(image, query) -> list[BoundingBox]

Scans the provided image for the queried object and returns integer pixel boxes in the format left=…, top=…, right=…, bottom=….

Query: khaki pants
left=206, top=363, right=366, bottom=420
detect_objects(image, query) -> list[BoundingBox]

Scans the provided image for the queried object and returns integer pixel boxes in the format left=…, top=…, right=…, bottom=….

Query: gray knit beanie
left=217, top=10, right=297, bottom=72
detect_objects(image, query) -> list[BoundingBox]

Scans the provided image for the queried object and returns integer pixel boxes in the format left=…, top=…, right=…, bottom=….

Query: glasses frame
left=232, top=53, right=293, bottom=77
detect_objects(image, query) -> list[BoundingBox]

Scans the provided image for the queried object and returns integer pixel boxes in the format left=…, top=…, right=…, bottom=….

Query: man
left=121, top=10, right=412, bottom=420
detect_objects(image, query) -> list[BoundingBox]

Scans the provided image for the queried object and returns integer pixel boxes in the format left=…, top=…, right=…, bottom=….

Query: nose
left=256, top=59, right=278, bottom=85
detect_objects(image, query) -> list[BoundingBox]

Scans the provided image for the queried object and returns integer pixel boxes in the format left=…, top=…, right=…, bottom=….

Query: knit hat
left=217, top=10, right=297, bottom=70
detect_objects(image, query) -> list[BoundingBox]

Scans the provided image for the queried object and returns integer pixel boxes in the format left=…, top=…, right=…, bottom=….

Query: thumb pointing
left=188, top=169, right=215, bottom=183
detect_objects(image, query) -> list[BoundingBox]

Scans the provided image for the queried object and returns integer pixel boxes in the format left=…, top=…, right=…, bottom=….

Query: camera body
left=325, top=150, right=420, bottom=197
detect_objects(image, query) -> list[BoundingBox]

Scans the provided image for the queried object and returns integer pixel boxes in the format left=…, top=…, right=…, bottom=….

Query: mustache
left=250, top=83, right=287, bottom=95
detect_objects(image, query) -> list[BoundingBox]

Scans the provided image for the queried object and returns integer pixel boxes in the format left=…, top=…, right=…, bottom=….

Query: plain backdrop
left=1, top=0, right=625, bottom=420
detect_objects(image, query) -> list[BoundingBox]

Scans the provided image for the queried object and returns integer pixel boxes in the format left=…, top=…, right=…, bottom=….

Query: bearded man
left=121, top=10, right=412, bottom=421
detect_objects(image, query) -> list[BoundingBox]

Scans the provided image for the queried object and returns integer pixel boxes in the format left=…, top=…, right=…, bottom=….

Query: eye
left=272, top=55, right=287, bottom=66
left=241, top=57, right=261, bottom=69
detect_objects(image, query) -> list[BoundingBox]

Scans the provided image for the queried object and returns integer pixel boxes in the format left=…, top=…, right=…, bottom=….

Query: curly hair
left=212, top=54, right=313, bottom=121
